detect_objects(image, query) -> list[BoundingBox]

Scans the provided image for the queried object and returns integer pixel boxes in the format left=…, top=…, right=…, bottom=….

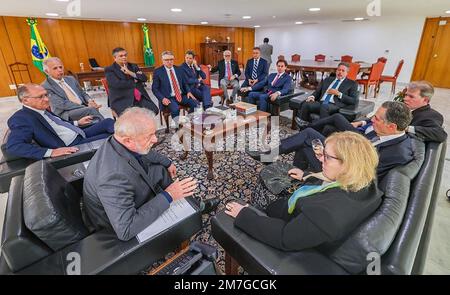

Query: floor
left=0, top=80, right=449, bottom=275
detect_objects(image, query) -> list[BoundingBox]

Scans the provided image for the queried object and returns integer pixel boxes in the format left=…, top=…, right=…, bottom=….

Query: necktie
left=44, top=110, right=86, bottom=138
left=251, top=59, right=258, bottom=80
left=271, top=74, right=281, bottom=86
left=226, top=62, right=232, bottom=80
left=59, top=81, right=82, bottom=105
left=169, top=68, right=183, bottom=102
left=322, top=79, right=341, bottom=105
left=365, top=130, right=378, bottom=142
left=134, top=88, right=142, bottom=102
left=191, top=65, right=196, bottom=75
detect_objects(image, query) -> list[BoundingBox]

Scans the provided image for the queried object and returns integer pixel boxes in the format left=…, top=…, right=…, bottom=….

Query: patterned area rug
left=146, top=117, right=296, bottom=274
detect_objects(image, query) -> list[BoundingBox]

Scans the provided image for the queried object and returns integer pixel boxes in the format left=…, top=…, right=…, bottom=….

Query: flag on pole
left=26, top=18, right=51, bottom=73
left=142, top=24, right=155, bottom=67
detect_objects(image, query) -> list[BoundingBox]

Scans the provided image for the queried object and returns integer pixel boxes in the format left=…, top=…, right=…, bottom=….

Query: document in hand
left=136, top=198, right=197, bottom=243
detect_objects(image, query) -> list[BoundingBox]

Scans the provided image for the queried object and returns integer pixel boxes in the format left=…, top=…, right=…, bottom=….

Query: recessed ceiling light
left=201, top=21, right=208, bottom=24
left=446, top=10, right=450, bottom=14
left=242, top=16, right=251, bottom=19
left=254, top=25, right=260, bottom=28
left=45, top=13, right=59, bottom=17
left=295, top=21, right=303, bottom=25
left=309, top=8, right=321, bottom=12
left=137, top=18, right=147, bottom=21
left=272, top=16, right=276, bottom=18
left=354, top=17, right=364, bottom=21
left=170, top=8, right=182, bottom=12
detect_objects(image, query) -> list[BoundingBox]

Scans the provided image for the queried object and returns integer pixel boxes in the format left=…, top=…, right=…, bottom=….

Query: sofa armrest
left=339, top=100, right=375, bottom=118
left=273, top=91, right=306, bottom=106
left=288, top=93, right=311, bottom=110
left=211, top=210, right=348, bottom=275
left=15, top=198, right=202, bottom=275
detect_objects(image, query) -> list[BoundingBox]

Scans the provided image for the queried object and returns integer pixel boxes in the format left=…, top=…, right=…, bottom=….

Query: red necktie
left=227, top=62, right=232, bottom=80
left=169, top=68, right=182, bottom=102
left=134, top=88, right=142, bottom=102
left=191, top=65, right=196, bottom=75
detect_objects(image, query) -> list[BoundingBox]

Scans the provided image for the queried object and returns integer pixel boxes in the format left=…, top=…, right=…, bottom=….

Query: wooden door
left=412, top=17, right=450, bottom=88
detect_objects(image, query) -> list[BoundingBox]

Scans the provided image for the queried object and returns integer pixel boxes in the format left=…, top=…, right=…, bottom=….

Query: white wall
left=255, top=16, right=426, bottom=83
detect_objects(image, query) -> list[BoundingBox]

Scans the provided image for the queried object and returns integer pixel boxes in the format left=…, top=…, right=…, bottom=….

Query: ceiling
left=0, top=0, right=449, bottom=27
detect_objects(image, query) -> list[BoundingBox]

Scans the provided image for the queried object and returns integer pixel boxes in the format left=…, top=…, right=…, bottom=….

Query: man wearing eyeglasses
left=248, top=101, right=414, bottom=182
left=6, top=84, right=114, bottom=160
left=152, top=51, right=198, bottom=123
left=210, top=50, right=241, bottom=105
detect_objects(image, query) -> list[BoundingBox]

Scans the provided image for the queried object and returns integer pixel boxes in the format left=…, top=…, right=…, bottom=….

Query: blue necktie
left=322, top=79, right=341, bottom=105
left=44, top=110, right=86, bottom=138
left=251, top=59, right=258, bottom=79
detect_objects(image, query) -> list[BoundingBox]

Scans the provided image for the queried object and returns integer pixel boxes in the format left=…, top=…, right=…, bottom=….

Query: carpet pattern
left=146, top=117, right=296, bottom=274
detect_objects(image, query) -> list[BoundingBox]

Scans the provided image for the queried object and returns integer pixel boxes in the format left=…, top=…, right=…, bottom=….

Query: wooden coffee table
left=178, top=110, right=271, bottom=180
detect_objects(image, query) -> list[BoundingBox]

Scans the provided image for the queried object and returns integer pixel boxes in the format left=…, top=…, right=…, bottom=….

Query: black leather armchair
left=211, top=140, right=446, bottom=275
left=0, top=161, right=202, bottom=274
left=289, top=93, right=374, bottom=129
left=0, top=138, right=106, bottom=193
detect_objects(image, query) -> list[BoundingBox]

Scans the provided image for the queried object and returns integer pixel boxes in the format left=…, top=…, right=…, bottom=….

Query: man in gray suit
left=42, top=57, right=104, bottom=121
left=259, top=37, right=273, bottom=69
left=83, top=107, right=198, bottom=241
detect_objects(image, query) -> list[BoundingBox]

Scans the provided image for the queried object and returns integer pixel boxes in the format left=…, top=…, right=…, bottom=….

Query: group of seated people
left=2, top=45, right=447, bottom=257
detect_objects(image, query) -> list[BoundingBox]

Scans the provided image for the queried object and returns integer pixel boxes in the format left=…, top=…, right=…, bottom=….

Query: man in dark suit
left=403, top=81, right=447, bottom=142
left=105, top=47, right=159, bottom=116
left=42, top=57, right=103, bottom=121
left=179, top=50, right=212, bottom=109
left=83, top=107, right=198, bottom=241
left=210, top=50, right=241, bottom=104
left=6, top=84, right=114, bottom=160
left=297, top=62, right=359, bottom=124
left=152, top=51, right=198, bottom=122
left=240, top=47, right=269, bottom=89
left=243, top=59, right=292, bottom=112
left=248, top=101, right=414, bottom=181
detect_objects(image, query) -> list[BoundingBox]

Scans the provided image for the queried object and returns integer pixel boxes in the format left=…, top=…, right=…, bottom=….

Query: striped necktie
left=169, top=68, right=183, bottom=102
left=44, top=110, right=86, bottom=138
left=322, top=79, right=341, bottom=105
left=251, top=59, right=258, bottom=79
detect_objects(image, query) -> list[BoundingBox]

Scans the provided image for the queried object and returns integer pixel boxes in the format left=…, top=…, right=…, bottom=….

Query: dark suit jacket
left=105, top=62, right=151, bottom=115
left=179, top=62, right=206, bottom=88
left=83, top=136, right=173, bottom=241
left=241, top=58, right=269, bottom=88
left=234, top=182, right=382, bottom=251
left=375, top=134, right=414, bottom=181
left=6, top=107, right=78, bottom=159
left=312, top=77, right=359, bottom=108
left=151, top=65, right=191, bottom=103
left=251, top=72, right=293, bottom=96
left=42, top=76, right=91, bottom=120
left=211, top=59, right=241, bottom=82
left=410, top=105, right=447, bottom=143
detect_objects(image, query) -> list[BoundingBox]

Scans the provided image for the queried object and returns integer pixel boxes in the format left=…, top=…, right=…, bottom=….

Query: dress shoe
left=294, top=117, right=310, bottom=130
left=246, top=148, right=278, bottom=163
left=201, top=197, right=220, bottom=214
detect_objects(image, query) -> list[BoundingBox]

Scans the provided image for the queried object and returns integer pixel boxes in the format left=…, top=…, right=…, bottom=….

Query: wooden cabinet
left=199, top=42, right=234, bottom=66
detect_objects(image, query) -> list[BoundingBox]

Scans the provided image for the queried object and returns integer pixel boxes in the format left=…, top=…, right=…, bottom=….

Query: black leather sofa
left=0, top=139, right=105, bottom=193
left=211, top=140, right=446, bottom=275
left=289, top=93, right=374, bottom=129
left=0, top=160, right=202, bottom=274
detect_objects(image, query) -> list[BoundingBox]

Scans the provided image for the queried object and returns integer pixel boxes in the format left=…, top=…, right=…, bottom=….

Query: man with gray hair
left=210, top=50, right=241, bottom=104
left=83, top=107, right=198, bottom=241
left=403, top=80, right=447, bottom=142
left=42, top=57, right=104, bottom=121
left=152, top=50, right=198, bottom=123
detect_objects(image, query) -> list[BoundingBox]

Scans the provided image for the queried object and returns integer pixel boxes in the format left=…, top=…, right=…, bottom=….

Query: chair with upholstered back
left=356, top=62, right=385, bottom=99
left=341, top=55, right=353, bottom=63
left=277, top=55, right=285, bottom=61
left=100, top=78, right=118, bottom=118
left=315, top=54, right=326, bottom=62
left=346, top=62, right=361, bottom=81
left=377, top=57, right=388, bottom=64
left=378, top=59, right=404, bottom=94
left=200, top=64, right=224, bottom=104
left=291, top=54, right=301, bottom=63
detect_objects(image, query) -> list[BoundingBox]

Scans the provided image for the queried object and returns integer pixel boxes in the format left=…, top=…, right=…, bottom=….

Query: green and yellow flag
left=26, top=18, right=51, bottom=73
left=142, top=24, right=155, bottom=67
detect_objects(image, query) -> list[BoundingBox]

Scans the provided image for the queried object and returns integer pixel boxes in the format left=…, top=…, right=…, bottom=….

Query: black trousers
left=299, top=101, right=341, bottom=122
left=309, top=113, right=358, bottom=135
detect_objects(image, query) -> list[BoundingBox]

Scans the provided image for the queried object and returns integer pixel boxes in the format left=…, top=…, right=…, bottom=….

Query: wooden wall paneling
left=82, top=21, right=110, bottom=68
left=0, top=17, right=16, bottom=96
left=411, top=18, right=440, bottom=81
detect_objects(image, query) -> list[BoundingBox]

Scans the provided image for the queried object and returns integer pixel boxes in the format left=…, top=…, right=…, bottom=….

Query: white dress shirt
left=320, top=78, right=345, bottom=104
left=165, top=66, right=181, bottom=97
left=24, top=105, right=78, bottom=157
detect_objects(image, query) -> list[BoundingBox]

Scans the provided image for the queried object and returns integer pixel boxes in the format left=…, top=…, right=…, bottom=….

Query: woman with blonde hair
left=225, top=131, right=383, bottom=251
